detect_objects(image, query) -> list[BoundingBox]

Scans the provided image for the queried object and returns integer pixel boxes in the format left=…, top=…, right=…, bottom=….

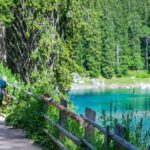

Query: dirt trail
left=0, top=116, right=41, bottom=150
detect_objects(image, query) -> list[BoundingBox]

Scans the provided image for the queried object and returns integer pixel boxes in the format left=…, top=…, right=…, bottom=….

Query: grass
left=98, top=105, right=150, bottom=150
left=104, top=76, right=150, bottom=85
left=105, top=70, right=150, bottom=84
left=79, top=70, right=150, bottom=86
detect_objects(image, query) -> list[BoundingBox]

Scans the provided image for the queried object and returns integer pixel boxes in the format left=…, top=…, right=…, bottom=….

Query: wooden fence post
left=104, top=126, right=109, bottom=150
left=59, top=99, right=67, bottom=140
left=114, top=124, right=126, bottom=150
left=85, top=107, right=96, bottom=143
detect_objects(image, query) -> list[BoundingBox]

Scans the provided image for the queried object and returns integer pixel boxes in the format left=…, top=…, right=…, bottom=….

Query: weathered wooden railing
left=4, top=82, right=140, bottom=150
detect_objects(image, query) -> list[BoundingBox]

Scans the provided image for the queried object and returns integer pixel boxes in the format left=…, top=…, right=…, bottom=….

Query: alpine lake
left=69, top=88, right=150, bottom=146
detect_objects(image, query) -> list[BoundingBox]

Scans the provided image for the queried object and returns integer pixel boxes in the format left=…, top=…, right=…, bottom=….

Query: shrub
left=127, top=70, right=149, bottom=78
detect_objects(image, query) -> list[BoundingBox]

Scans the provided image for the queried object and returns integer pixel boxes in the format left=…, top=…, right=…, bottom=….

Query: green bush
left=121, top=66, right=128, bottom=76
left=0, top=63, right=17, bottom=83
left=101, top=66, right=114, bottom=79
left=127, top=71, right=150, bottom=78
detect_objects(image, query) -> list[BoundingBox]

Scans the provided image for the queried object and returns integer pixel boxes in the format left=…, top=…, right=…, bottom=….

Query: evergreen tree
left=82, top=0, right=102, bottom=77
left=101, top=0, right=115, bottom=78
left=138, top=0, right=150, bottom=71
left=1, top=0, right=150, bottom=82
left=127, top=0, right=144, bottom=70
left=73, top=0, right=102, bottom=77
left=113, top=0, right=130, bottom=76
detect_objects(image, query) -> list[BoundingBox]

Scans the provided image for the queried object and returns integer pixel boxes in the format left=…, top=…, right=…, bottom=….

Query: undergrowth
left=1, top=63, right=149, bottom=150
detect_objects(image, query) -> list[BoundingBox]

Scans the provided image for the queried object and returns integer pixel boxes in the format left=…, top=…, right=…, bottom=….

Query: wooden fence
left=4, top=82, right=140, bottom=150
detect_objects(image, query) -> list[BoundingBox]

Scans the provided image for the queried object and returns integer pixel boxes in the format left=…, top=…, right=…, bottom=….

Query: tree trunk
left=0, top=21, right=7, bottom=63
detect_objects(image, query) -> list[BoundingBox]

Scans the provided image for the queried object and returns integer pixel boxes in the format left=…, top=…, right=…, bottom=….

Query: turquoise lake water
left=69, top=88, right=150, bottom=131
left=69, top=88, right=150, bottom=114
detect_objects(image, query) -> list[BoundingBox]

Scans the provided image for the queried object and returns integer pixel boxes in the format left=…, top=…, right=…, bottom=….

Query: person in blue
left=0, top=76, right=7, bottom=113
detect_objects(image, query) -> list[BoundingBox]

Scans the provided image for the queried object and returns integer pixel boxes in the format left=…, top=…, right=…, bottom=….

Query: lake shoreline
left=72, top=74, right=150, bottom=92
left=71, top=82, right=150, bottom=91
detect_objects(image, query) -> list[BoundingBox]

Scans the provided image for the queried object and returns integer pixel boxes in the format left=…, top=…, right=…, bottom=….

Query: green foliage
left=0, top=0, right=14, bottom=23
left=98, top=105, right=149, bottom=150
left=5, top=82, right=82, bottom=149
left=6, top=83, right=149, bottom=149
left=3, top=0, right=150, bottom=81
left=1, top=0, right=150, bottom=148
left=0, top=63, right=17, bottom=83
left=74, top=0, right=150, bottom=78
left=5, top=0, right=81, bottom=94
left=101, top=66, right=114, bottom=79
left=74, top=0, right=102, bottom=78
left=127, top=71, right=150, bottom=78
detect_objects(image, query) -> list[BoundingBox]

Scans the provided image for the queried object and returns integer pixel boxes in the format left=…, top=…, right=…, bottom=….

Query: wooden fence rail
left=4, top=82, right=141, bottom=150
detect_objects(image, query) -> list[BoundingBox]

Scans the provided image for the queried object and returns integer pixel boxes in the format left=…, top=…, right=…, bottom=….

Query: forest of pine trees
left=74, top=0, right=150, bottom=78
left=0, top=0, right=150, bottom=84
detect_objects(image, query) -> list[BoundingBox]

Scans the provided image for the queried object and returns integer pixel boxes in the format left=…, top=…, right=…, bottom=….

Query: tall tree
left=113, top=0, right=130, bottom=76
left=5, top=0, right=82, bottom=94
left=127, top=0, right=144, bottom=70
left=0, top=0, right=14, bottom=63
left=101, top=0, right=115, bottom=78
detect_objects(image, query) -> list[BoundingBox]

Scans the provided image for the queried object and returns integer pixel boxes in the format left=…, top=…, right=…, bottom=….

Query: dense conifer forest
left=0, top=0, right=150, bottom=83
